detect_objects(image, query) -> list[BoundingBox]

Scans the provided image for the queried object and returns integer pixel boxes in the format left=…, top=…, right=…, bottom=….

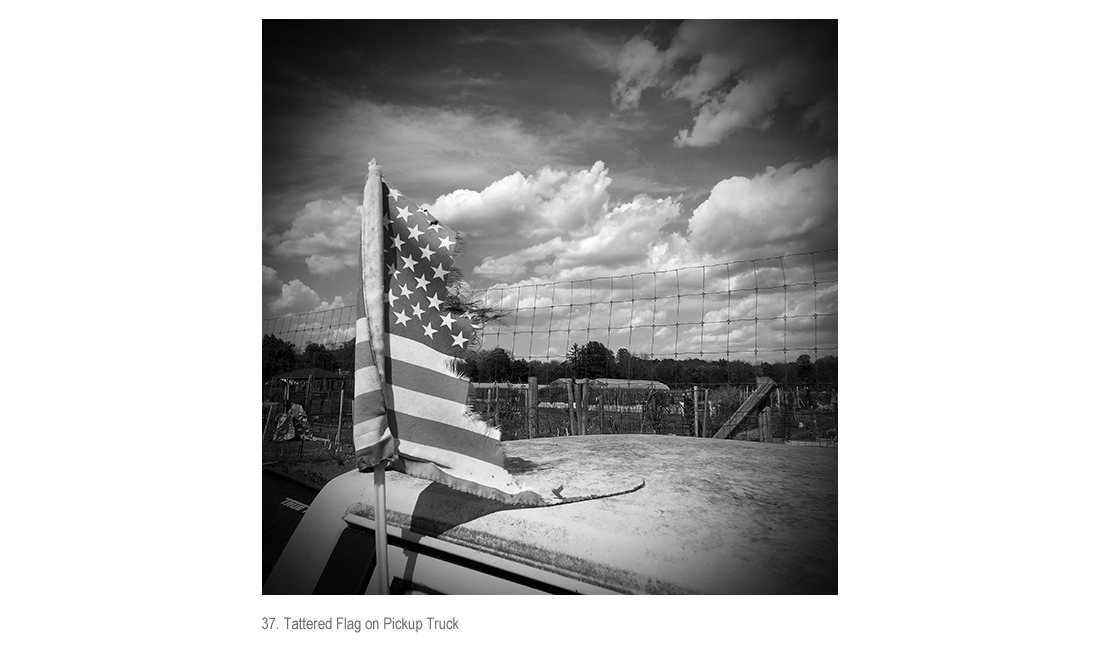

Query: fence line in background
left=262, top=250, right=837, bottom=365
left=262, top=251, right=837, bottom=458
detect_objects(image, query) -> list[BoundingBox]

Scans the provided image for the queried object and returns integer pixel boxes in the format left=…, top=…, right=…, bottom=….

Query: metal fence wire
left=262, top=250, right=837, bottom=455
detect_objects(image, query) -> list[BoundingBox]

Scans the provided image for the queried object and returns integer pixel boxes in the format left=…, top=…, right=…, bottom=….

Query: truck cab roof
left=265, top=434, right=837, bottom=595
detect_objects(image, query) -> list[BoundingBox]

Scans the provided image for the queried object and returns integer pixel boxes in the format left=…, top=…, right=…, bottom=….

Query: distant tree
left=725, top=360, right=755, bottom=385
left=332, top=339, right=355, bottom=374
left=760, top=362, right=781, bottom=383
left=511, top=358, right=531, bottom=383
left=566, top=344, right=582, bottom=378
left=815, top=355, right=837, bottom=388
left=577, top=341, right=612, bottom=378
left=476, top=348, right=513, bottom=382
left=299, top=342, right=338, bottom=373
left=262, top=334, right=296, bottom=381
left=615, top=348, right=633, bottom=378
left=796, top=354, right=815, bottom=384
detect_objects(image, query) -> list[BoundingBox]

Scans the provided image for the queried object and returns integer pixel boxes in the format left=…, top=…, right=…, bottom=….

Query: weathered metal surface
left=268, top=434, right=837, bottom=594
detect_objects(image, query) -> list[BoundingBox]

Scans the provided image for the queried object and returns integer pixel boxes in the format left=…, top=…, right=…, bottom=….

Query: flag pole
left=362, top=158, right=391, bottom=594
left=373, top=462, right=390, bottom=595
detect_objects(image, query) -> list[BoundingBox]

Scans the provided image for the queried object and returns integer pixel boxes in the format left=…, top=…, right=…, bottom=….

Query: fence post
left=306, top=375, right=313, bottom=415
left=760, top=406, right=773, bottom=443
left=598, top=393, right=605, bottom=434
left=335, top=385, right=345, bottom=452
left=263, top=403, right=273, bottom=440
left=578, top=380, right=588, bottom=436
left=703, top=388, right=709, bottom=438
left=528, top=376, right=538, bottom=439
left=491, top=384, right=498, bottom=426
left=692, top=386, right=699, bottom=437
left=566, top=379, right=576, bottom=436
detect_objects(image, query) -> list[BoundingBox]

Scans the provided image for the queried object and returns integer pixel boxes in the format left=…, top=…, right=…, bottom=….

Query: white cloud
left=687, top=157, right=837, bottom=259
left=674, top=58, right=805, bottom=147
left=316, top=295, right=346, bottom=312
left=611, top=35, right=669, bottom=110
left=428, top=162, right=612, bottom=236
left=266, top=278, right=347, bottom=316
left=265, top=159, right=837, bottom=359
left=268, top=279, right=322, bottom=315
left=609, top=21, right=836, bottom=147
left=427, top=162, right=692, bottom=285
left=262, top=265, right=281, bottom=296
left=265, top=195, right=360, bottom=276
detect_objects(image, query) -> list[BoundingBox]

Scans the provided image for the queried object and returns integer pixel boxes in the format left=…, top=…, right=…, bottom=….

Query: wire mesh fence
left=474, top=249, right=837, bottom=366
left=467, top=380, right=836, bottom=442
left=262, top=251, right=837, bottom=461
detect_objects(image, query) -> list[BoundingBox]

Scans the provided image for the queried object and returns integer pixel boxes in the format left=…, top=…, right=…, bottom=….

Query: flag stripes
left=353, top=316, right=394, bottom=468
left=354, top=161, right=538, bottom=502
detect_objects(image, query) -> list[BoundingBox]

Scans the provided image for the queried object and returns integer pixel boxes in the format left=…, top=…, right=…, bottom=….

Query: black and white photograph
left=12, top=4, right=1094, bottom=644
left=261, top=19, right=838, bottom=595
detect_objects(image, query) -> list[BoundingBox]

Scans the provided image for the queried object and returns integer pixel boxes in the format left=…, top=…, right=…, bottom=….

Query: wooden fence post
left=760, top=406, right=773, bottom=443
left=692, top=386, right=699, bottom=437
left=598, top=393, right=605, bottom=434
left=491, top=384, right=498, bottom=426
left=527, top=376, right=538, bottom=439
left=263, top=403, right=273, bottom=440
left=566, top=378, right=576, bottom=436
left=306, top=376, right=313, bottom=414
left=335, top=385, right=345, bottom=452
left=703, top=388, right=709, bottom=438
left=578, top=380, right=588, bottom=436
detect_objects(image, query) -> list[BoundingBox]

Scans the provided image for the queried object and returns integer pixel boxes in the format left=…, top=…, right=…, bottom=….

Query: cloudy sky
left=263, top=19, right=837, bottom=361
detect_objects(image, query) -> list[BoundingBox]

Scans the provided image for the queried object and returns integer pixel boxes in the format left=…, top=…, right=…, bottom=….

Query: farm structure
left=468, top=377, right=836, bottom=442
left=262, top=367, right=353, bottom=462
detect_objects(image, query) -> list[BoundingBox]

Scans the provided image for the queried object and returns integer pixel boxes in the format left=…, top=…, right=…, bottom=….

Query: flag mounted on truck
left=352, top=160, right=542, bottom=504
left=353, top=160, right=644, bottom=507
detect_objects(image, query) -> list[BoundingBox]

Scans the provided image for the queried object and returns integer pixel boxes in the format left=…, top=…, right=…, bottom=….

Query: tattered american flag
left=352, top=162, right=541, bottom=504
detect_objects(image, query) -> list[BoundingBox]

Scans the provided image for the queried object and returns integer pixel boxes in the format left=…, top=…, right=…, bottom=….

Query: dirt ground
left=263, top=436, right=356, bottom=490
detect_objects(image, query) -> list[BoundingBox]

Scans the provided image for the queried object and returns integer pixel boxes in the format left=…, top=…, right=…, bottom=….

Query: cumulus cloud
left=265, top=195, right=360, bottom=276
left=262, top=265, right=281, bottom=296
left=426, top=162, right=692, bottom=284
left=266, top=276, right=347, bottom=316
left=268, top=279, right=323, bottom=315
left=610, top=20, right=836, bottom=146
left=687, top=157, right=837, bottom=259
left=428, top=162, right=612, bottom=238
left=265, top=158, right=837, bottom=358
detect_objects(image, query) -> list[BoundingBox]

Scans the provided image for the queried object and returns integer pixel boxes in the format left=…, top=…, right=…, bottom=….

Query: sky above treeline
left=263, top=19, right=838, bottom=361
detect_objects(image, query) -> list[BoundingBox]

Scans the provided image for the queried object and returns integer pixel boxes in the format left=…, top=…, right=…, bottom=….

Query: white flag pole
left=362, top=159, right=391, bottom=595
left=373, top=463, right=390, bottom=594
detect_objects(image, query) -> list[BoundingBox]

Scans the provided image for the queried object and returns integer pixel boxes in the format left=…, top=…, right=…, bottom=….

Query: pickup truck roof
left=265, top=434, right=837, bottom=594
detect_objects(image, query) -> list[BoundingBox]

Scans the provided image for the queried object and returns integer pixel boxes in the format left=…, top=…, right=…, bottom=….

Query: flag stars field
left=379, top=184, right=481, bottom=359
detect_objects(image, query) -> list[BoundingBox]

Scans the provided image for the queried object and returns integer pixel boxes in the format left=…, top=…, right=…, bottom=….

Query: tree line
left=264, top=335, right=836, bottom=388
left=461, top=341, right=836, bottom=388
